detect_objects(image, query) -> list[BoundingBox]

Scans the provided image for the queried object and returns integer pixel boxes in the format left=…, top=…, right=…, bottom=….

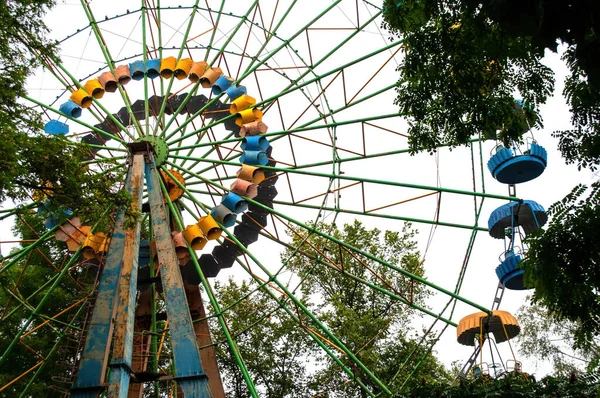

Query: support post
left=127, top=289, right=154, bottom=398
left=107, top=153, right=145, bottom=397
left=186, top=285, right=225, bottom=398
left=72, top=153, right=144, bottom=397
left=145, top=156, right=212, bottom=397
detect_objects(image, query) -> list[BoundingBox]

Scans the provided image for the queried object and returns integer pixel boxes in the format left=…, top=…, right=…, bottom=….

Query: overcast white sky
left=1, top=0, right=596, bottom=386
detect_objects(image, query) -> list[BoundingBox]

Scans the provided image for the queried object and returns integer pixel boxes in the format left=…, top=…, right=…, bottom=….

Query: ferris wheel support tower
left=71, top=143, right=221, bottom=398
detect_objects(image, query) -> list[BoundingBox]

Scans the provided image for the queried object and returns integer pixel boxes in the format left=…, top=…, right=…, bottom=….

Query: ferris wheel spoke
left=202, top=0, right=226, bottom=64
left=230, top=268, right=376, bottom=397
left=176, top=119, right=217, bottom=170
left=248, top=197, right=492, bottom=314
left=18, top=300, right=88, bottom=397
left=166, top=155, right=234, bottom=195
left=9, top=223, right=86, bottom=292
left=168, top=55, right=400, bottom=162
left=0, top=203, right=40, bottom=222
left=0, top=272, right=62, bottom=323
left=256, top=213, right=458, bottom=326
left=215, top=222, right=393, bottom=395
left=159, top=2, right=260, bottom=142
left=259, top=38, right=402, bottom=113
left=147, top=0, right=212, bottom=139
left=237, top=0, right=301, bottom=77
left=153, top=1, right=166, bottom=120
left=282, top=82, right=398, bottom=137
left=141, top=0, right=152, bottom=135
left=81, top=0, right=146, bottom=139
left=164, top=1, right=341, bottom=143
left=82, top=155, right=129, bottom=168
left=170, top=112, right=403, bottom=154
left=272, top=197, right=482, bottom=232
left=0, top=228, right=59, bottom=276
left=166, top=125, right=241, bottom=175
left=0, top=244, right=85, bottom=367
left=260, top=9, right=384, bottom=109
left=229, top=4, right=261, bottom=81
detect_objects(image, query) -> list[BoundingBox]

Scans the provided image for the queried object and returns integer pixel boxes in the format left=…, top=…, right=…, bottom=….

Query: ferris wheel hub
left=136, top=135, right=169, bottom=166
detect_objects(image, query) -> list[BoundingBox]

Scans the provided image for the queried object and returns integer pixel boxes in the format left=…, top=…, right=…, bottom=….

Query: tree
left=408, top=371, right=600, bottom=397
left=522, top=182, right=600, bottom=352
left=213, top=220, right=451, bottom=397
left=515, top=301, right=600, bottom=376
left=213, top=278, right=316, bottom=397
left=0, top=0, right=129, bottom=228
left=382, top=0, right=599, bottom=157
left=382, top=0, right=551, bottom=151
left=285, top=220, right=449, bottom=396
left=0, top=212, right=85, bottom=396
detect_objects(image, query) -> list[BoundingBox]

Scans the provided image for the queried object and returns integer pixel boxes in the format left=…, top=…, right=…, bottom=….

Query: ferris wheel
left=0, top=1, right=548, bottom=396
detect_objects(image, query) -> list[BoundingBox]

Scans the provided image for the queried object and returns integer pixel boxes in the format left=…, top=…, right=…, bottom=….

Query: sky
left=1, top=0, right=596, bottom=388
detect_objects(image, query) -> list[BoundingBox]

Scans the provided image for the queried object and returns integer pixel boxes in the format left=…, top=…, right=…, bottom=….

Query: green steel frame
left=0, top=1, right=516, bottom=396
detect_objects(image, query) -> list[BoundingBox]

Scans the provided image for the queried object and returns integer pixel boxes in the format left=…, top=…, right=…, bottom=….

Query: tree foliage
left=382, top=0, right=599, bottom=160
left=286, top=220, right=448, bottom=396
left=213, top=221, right=450, bottom=397
left=0, top=212, right=85, bottom=396
left=0, top=0, right=129, bottom=228
left=0, top=1, right=56, bottom=134
left=382, top=0, right=553, bottom=152
left=409, top=371, right=600, bottom=397
left=516, top=301, right=600, bottom=376
left=523, top=181, right=600, bottom=352
left=213, top=278, right=316, bottom=397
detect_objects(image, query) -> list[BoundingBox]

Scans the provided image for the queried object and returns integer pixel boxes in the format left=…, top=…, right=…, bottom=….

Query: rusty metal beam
left=186, top=285, right=225, bottom=398
left=127, top=289, right=154, bottom=398
left=107, top=153, right=145, bottom=396
left=71, top=155, right=143, bottom=397
left=145, top=156, right=212, bottom=397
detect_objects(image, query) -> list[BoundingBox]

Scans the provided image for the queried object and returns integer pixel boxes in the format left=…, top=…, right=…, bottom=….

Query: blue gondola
left=44, top=120, right=69, bottom=135
left=129, top=60, right=146, bottom=81
left=146, top=59, right=161, bottom=79
left=59, top=100, right=83, bottom=118
left=495, top=250, right=528, bottom=290
left=488, top=200, right=547, bottom=239
left=225, top=84, right=247, bottom=101
left=221, top=192, right=248, bottom=214
left=40, top=208, right=73, bottom=229
left=488, top=142, right=547, bottom=184
left=211, top=204, right=236, bottom=228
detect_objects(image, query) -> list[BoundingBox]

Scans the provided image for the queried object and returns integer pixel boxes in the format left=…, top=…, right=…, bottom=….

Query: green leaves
left=0, top=212, right=83, bottom=395
left=0, top=0, right=129, bottom=228
left=383, top=0, right=551, bottom=153
left=282, top=220, right=447, bottom=395
left=516, top=302, right=598, bottom=376
left=213, top=221, right=449, bottom=396
left=409, top=371, right=600, bottom=397
left=523, top=181, right=600, bottom=353
left=383, top=0, right=600, bottom=168
left=0, top=131, right=128, bottom=231
left=213, top=278, right=316, bottom=397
